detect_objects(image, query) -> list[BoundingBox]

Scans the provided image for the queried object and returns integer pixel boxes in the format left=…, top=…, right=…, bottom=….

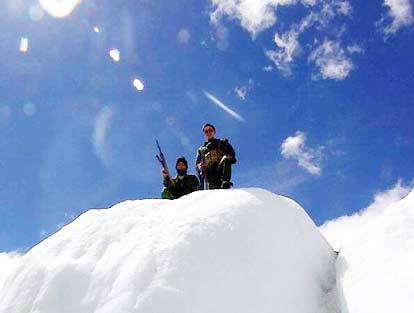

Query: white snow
left=320, top=180, right=412, bottom=251
left=0, top=252, right=22, bottom=291
left=0, top=188, right=337, bottom=313
left=4, top=185, right=413, bottom=313
left=334, top=189, right=414, bottom=313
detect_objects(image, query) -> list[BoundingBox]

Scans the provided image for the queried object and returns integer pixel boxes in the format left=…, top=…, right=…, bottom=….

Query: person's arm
left=191, top=175, right=201, bottom=191
left=196, top=148, right=207, bottom=172
left=221, top=139, right=236, bottom=163
left=162, top=169, right=174, bottom=188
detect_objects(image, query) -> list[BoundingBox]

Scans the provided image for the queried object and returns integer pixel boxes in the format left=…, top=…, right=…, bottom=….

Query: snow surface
left=0, top=252, right=22, bottom=291
left=334, top=189, right=414, bottom=313
left=320, top=180, right=411, bottom=251
left=320, top=185, right=414, bottom=313
left=0, top=188, right=338, bottom=313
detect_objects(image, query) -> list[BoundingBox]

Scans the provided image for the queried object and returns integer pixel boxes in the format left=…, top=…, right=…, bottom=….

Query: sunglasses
left=203, top=128, right=214, bottom=134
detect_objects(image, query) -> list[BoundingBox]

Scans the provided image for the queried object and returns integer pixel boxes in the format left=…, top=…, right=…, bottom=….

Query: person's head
left=176, top=157, right=188, bottom=176
left=202, top=123, right=216, bottom=141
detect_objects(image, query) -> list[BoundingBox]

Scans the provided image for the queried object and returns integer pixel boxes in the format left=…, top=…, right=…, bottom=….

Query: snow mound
left=0, top=188, right=337, bottom=313
left=320, top=181, right=412, bottom=251
left=0, top=252, right=22, bottom=291
left=336, top=188, right=414, bottom=313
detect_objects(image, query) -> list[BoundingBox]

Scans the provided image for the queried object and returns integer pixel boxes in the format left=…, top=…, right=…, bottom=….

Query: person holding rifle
left=196, top=123, right=236, bottom=189
left=161, top=156, right=200, bottom=200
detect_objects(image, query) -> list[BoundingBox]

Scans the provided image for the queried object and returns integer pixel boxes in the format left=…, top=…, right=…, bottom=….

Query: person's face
left=176, top=162, right=187, bottom=170
left=203, top=127, right=215, bottom=140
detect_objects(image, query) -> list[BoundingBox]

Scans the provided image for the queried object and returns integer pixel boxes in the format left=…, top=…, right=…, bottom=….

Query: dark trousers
left=205, top=157, right=232, bottom=189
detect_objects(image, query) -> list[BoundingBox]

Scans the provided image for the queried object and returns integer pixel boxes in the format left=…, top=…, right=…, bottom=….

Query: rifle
left=201, top=160, right=209, bottom=190
left=155, top=140, right=174, bottom=186
left=197, top=153, right=209, bottom=190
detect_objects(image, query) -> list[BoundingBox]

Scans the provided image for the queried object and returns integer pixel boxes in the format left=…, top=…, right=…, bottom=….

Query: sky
left=0, top=0, right=414, bottom=252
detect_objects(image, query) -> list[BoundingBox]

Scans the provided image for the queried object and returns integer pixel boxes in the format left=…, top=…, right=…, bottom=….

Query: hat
left=176, top=156, right=188, bottom=169
left=202, top=123, right=216, bottom=132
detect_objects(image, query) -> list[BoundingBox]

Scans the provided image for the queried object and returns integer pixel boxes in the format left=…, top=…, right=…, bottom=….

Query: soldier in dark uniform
left=161, top=157, right=200, bottom=199
left=196, top=123, right=236, bottom=189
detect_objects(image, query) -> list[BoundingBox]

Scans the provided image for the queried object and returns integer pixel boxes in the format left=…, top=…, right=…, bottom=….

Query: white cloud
left=210, top=0, right=359, bottom=78
left=347, top=44, right=364, bottom=54
left=320, top=179, right=414, bottom=251
left=235, top=86, right=248, bottom=100
left=234, top=79, right=254, bottom=100
left=280, top=131, right=323, bottom=175
left=203, top=90, right=245, bottom=122
left=264, top=1, right=355, bottom=77
left=263, top=65, right=274, bottom=71
left=93, top=106, right=114, bottom=166
left=265, top=31, right=300, bottom=76
left=210, top=0, right=297, bottom=37
left=336, top=1, right=352, bottom=15
left=308, top=39, right=357, bottom=80
left=382, top=0, right=414, bottom=35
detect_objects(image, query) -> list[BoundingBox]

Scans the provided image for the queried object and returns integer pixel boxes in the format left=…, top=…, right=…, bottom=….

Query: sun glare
left=19, top=38, right=29, bottom=53
left=38, top=0, right=83, bottom=18
left=109, top=49, right=120, bottom=62
left=29, top=5, right=45, bottom=21
left=133, top=79, right=144, bottom=91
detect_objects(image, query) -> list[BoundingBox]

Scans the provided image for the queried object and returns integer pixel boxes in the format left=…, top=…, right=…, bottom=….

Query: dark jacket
left=196, top=138, right=236, bottom=174
left=164, top=174, right=200, bottom=199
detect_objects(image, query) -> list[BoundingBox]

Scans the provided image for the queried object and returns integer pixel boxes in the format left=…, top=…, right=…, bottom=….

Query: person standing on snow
left=161, top=157, right=200, bottom=199
left=196, top=123, right=236, bottom=189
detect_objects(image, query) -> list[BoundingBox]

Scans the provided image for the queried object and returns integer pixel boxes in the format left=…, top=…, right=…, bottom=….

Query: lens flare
left=203, top=90, right=245, bottom=122
left=109, top=49, right=120, bottom=62
left=133, top=78, right=144, bottom=91
left=38, top=0, right=83, bottom=18
left=19, top=38, right=29, bottom=53
left=23, top=102, right=37, bottom=116
left=29, top=5, right=45, bottom=21
left=177, top=29, right=191, bottom=44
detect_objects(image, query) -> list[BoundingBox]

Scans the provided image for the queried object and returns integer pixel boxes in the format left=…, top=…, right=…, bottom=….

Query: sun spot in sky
left=19, top=38, right=29, bottom=53
left=93, top=26, right=100, bottom=33
left=23, top=102, right=37, bottom=116
left=29, top=5, right=45, bottom=21
left=109, top=49, right=120, bottom=62
left=38, top=0, right=83, bottom=18
left=180, top=136, right=190, bottom=146
left=165, top=116, right=177, bottom=127
left=133, top=78, right=144, bottom=92
left=177, top=29, right=191, bottom=44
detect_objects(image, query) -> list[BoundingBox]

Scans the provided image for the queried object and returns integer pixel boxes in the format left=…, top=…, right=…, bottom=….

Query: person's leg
left=161, top=187, right=175, bottom=199
left=207, top=171, right=221, bottom=189
left=218, top=157, right=232, bottom=187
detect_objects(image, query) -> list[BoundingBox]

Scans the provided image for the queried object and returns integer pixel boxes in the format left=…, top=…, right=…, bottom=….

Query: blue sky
left=1, top=0, right=414, bottom=252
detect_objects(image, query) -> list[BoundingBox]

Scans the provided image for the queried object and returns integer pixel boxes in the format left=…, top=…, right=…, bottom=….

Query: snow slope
left=0, top=188, right=337, bottom=313
left=0, top=252, right=22, bottom=291
left=332, top=189, right=414, bottom=313
left=320, top=181, right=411, bottom=251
